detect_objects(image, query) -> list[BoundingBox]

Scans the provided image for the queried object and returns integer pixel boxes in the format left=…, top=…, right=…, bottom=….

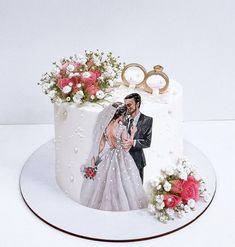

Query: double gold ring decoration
left=121, top=63, right=169, bottom=94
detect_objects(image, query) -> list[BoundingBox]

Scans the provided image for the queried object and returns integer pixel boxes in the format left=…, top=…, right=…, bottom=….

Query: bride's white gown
left=80, top=123, right=148, bottom=211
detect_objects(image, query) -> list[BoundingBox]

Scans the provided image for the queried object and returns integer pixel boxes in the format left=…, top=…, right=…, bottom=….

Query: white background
left=0, top=0, right=235, bottom=124
left=0, top=1, right=235, bottom=246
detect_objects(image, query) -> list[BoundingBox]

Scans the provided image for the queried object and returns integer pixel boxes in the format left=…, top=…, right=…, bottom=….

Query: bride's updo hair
left=111, top=102, right=127, bottom=120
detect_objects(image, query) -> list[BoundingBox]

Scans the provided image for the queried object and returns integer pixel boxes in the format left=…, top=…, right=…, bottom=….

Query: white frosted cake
left=54, top=80, right=183, bottom=203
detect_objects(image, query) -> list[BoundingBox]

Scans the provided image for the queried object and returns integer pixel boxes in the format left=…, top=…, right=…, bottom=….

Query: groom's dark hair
left=124, top=93, right=141, bottom=108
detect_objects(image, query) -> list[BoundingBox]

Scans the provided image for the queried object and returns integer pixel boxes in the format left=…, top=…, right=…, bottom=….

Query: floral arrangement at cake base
left=38, top=50, right=124, bottom=105
left=148, top=157, right=210, bottom=223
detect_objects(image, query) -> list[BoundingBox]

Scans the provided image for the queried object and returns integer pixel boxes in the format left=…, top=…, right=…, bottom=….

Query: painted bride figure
left=80, top=102, right=148, bottom=211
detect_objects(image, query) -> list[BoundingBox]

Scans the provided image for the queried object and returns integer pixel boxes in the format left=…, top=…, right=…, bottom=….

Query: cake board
left=19, top=140, right=216, bottom=242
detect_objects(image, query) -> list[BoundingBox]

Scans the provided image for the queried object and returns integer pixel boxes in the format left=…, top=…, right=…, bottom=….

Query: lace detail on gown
left=80, top=123, right=148, bottom=211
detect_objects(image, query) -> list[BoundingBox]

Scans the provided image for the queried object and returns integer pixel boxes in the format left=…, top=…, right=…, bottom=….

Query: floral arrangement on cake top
left=38, top=50, right=124, bottom=104
left=148, top=157, right=210, bottom=223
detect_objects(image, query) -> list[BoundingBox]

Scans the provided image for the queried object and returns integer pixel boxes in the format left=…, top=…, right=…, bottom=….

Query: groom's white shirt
left=132, top=111, right=141, bottom=147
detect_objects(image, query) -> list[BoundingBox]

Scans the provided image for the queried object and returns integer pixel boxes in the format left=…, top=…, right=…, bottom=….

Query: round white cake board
left=19, top=140, right=216, bottom=242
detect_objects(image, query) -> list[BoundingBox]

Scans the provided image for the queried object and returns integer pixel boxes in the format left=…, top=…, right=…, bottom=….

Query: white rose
left=96, top=90, right=105, bottom=99
left=67, top=64, right=75, bottom=72
left=156, top=201, right=165, bottom=210
left=165, top=166, right=174, bottom=176
left=163, top=181, right=171, bottom=192
left=187, top=199, right=196, bottom=208
left=148, top=204, right=156, bottom=214
left=62, top=86, right=72, bottom=94
left=82, top=72, right=91, bottom=78
left=179, top=171, right=188, bottom=180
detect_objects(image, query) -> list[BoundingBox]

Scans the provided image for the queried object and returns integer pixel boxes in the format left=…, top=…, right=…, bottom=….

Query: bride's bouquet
left=38, top=50, right=124, bottom=105
left=148, top=157, right=210, bottom=223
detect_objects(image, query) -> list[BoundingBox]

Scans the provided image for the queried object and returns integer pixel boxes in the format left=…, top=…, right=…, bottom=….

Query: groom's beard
left=128, top=106, right=138, bottom=117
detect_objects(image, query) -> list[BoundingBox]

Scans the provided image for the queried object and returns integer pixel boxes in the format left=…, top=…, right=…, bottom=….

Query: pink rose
left=171, top=179, right=184, bottom=194
left=164, top=194, right=182, bottom=208
left=57, top=77, right=79, bottom=91
left=93, top=70, right=102, bottom=78
left=81, top=71, right=97, bottom=86
left=85, top=84, right=100, bottom=97
left=181, top=176, right=199, bottom=203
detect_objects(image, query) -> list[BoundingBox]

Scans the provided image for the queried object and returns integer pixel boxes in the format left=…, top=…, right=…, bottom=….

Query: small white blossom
left=82, top=71, right=91, bottom=78
left=62, top=85, right=72, bottom=94
left=90, top=95, right=95, bottom=100
left=159, top=215, right=167, bottom=223
left=165, top=166, right=174, bottom=176
left=176, top=164, right=184, bottom=172
left=177, top=210, right=185, bottom=218
left=52, top=67, right=60, bottom=75
left=66, top=96, right=71, bottom=101
left=187, top=199, right=196, bottom=208
left=96, top=90, right=105, bottom=99
left=157, top=184, right=162, bottom=190
left=184, top=205, right=191, bottom=213
left=156, top=201, right=165, bottom=210
left=68, top=73, right=75, bottom=78
left=179, top=171, right=188, bottom=180
left=67, top=64, right=75, bottom=72
left=163, top=181, right=171, bottom=192
left=55, top=97, right=62, bottom=105
left=166, top=208, right=174, bottom=217
left=149, top=177, right=160, bottom=187
left=74, top=72, right=80, bottom=77
left=48, top=90, right=56, bottom=99
left=73, top=91, right=84, bottom=103
left=155, top=195, right=164, bottom=203
left=203, top=193, right=211, bottom=202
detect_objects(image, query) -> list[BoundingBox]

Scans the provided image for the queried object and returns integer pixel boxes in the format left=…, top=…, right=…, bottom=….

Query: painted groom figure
left=123, top=93, right=153, bottom=183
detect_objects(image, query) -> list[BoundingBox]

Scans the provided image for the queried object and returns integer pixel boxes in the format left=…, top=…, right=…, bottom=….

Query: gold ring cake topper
left=121, top=63, right=169, bottom=94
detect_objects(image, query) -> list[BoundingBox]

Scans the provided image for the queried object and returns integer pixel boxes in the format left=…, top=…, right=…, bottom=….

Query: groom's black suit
left=127, top=113, right=153, bottom=183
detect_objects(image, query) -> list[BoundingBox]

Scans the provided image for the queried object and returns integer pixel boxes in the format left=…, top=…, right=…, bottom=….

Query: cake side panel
left=54, top=104, right=101, bottom=203
left=142, top=90, right=183, bottom=185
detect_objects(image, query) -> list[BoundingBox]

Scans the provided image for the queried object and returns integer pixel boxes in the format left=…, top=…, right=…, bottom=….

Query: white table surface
left=0, top=121, right=235, bottom=247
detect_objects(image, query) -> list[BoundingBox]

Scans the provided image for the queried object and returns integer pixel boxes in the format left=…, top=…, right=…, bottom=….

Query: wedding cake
left=39, top=51, right=183, bottom=206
